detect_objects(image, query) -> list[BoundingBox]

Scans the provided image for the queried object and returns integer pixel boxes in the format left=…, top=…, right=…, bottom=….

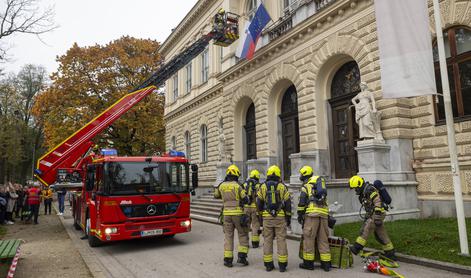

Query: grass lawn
left=0, top=226, right=6, bottom=239
left=0, top=226, right=11, bottom=276
left=334, top=218, right=471, bottom=266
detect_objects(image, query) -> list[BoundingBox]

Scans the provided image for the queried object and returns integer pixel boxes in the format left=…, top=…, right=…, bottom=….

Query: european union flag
left=248, top=3, right=271, bottom=43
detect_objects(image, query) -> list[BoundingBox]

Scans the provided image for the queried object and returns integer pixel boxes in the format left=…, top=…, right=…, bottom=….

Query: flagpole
left=432, top=0, right=469, bottom=256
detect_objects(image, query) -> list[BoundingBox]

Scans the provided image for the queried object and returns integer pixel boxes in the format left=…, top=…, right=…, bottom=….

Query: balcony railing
left=265, top=0, right=337, bottom=42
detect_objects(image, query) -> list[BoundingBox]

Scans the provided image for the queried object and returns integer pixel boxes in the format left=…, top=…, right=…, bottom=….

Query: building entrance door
left=245, top=103, right=257, bottom=161
left=329, top=61, right=361, bottom=178
left=279, top=85, right=300, bottom=182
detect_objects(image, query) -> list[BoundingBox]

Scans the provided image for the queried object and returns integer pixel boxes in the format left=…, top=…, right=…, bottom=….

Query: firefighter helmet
left=218, top=8, right=225, bottom=14
left=266, top=165, right=281, bottom=178
left=299, top=165, right=313, bottom=177
left=249, top=169, right=260, bottom=180
left=226, top=164, right=240, bottom=177
left=349, top=175, right=364, bottom=189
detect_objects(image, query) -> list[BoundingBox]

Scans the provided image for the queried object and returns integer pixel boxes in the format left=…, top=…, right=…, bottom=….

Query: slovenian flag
left=236, top=3, right=271, bottom=60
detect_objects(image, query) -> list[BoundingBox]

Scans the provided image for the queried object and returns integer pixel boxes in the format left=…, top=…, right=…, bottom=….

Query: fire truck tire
left=73, top=220, right=81, bottom=231
left=88, top=234, right=102, bottom=247
left=163, top=234, right=175, bottom=239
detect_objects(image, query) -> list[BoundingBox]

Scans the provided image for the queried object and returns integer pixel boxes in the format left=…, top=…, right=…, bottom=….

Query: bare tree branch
left=0, top=0, right=58, bottom=60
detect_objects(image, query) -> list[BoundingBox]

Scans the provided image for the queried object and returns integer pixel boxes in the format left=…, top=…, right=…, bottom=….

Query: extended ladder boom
left=35, top=11, right=240, bottom=186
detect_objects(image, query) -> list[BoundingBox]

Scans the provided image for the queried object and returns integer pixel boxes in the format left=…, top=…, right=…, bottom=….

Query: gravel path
left=2, top=208, right=92, bottom=278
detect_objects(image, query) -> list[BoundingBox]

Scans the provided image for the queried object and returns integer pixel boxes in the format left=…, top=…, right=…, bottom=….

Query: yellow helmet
left=266, top=165, right=281, bottom=178
left=349, top=175, right=364, bottom=189
left=218, top=8, right=225, bottom=14
left=226, top=164, right=240, bottom=177
left=299, top=165, right=313, bottom=177
left=249, top=169, right=260, bottom=180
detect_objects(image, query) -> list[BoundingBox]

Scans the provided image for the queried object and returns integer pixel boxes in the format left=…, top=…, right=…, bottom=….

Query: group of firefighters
left=214, top=164, right=396, bottom=272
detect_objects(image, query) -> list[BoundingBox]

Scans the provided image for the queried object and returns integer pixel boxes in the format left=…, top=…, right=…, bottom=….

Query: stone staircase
left=190, top=192, right=222, bottom=224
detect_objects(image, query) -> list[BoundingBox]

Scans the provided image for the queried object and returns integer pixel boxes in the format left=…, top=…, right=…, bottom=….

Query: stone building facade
left=162, top=0, right=471, bottom=222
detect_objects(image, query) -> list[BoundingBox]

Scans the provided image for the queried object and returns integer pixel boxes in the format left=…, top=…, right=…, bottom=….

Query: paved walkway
left=2, top=205, right=91, bottom=278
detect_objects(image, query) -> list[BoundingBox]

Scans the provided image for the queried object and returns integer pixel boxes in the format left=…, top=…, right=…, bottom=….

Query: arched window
left=280, top=85, right=300, bottom=181
left=433, top=26, right=471, bottom=121
left=245, top=103, right=257, bottom=160
left=185, top=131, right=191, bottom=160
left=171, top=136, right=176, bottom=150
left=200, top=125, right=208, bottom=162
left=247, top=0, right=260, bottom=20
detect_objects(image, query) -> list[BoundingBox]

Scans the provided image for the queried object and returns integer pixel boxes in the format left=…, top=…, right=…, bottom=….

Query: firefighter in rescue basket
left=257, top=165, right=292, bottom=272
left=349, top=175, right=397, bottom=260
left=242, top=169, right=262, bottom=248
left=214, top=164, right=250, bottom=267
left=297, top=166, right=332, bottom=272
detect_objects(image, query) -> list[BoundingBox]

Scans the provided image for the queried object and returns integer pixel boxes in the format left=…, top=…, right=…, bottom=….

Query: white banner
left=375, top=0, right=437, bottom=99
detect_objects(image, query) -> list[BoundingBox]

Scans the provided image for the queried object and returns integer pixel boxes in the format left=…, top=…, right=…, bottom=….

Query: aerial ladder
left=34, top=11, right=240, bottom=187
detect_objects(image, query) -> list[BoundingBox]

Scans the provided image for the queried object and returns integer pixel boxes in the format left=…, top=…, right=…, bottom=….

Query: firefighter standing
left=214, top=164, right=250, bottom=267
left=41, top=186, right=53, bottom=215
left=257, top=165, right=291, bottom=272
left=297, top=169, right=331, bottom=272
left=349, top=175, right=396, bottom=260
left=242, top=169, right=262, bottom=248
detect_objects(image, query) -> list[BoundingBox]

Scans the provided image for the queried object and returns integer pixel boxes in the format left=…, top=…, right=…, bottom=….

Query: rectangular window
left=201, top=49, right=209, bottom=83
left=185, top=63, right=192, bottom=93
left=173, top=75, right=178, bottom=101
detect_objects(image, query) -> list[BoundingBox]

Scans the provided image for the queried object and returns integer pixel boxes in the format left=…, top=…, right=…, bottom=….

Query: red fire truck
left=34, top=11, right=239, bottom=247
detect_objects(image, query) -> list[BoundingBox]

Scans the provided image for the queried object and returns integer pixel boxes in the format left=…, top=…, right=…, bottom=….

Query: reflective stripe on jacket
left=27, top=188, right=41, bottom=205
left=214, top=181, right=247, bottom=216
left=257, top=181, right=291, bottom=217
left=297, top=178, right=329, bottom=218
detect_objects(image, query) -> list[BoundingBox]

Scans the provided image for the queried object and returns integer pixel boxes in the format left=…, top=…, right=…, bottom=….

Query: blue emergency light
left=101, top=149, right=118, bottom=156
left=168, top=150, right=186, bottom=157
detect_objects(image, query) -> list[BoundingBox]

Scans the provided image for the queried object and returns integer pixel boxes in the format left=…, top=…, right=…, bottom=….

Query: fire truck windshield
left=104, top=162, right=189, bottom=195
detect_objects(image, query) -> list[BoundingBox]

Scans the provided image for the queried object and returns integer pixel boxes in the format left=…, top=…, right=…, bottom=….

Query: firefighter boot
left=349, top=242, right=363, bottom=255
left=321, top=261, right=331, bottom=272
left=223, top=257, right=233, bottom=268
left=279, top=262, right=287, bottom=273
left=384, top=249, right=397, bottom=261
left=264, top=261, right=275, bottom=272
left=237, top=253, right=249, bottom=266
left=299, top=260, right=314, bottom=270
left=252, top=241, right=259, bottom=248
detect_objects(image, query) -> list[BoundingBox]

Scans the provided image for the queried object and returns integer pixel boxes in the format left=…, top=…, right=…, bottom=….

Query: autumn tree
left=0, top=0, right=57, bottom=60
left=33, top=36, right=165, bottom=157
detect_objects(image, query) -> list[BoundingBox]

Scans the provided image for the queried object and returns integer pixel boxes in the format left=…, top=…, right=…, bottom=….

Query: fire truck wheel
left=73, top=220, right=81, bottom=231
left=163, top=234, right=175, bottom=239
left=88, top=234, right=102, bottom=247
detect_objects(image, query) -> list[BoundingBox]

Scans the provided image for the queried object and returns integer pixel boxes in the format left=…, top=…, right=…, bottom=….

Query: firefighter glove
left=240, top=214, right=249, bottom=227
left=328, top=215, right=336, bottom=229
left=374, top=219, right=383, bottom=227
left=297, top=211, right=305, bottom=225
left=285, top=215, right=291, bottom=227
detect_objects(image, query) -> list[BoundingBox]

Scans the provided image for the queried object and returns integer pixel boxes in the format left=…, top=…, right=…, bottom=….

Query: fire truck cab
left=72, top=150, right=198, bottom=247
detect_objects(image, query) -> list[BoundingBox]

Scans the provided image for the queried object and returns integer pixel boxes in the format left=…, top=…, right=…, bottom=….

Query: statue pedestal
left=215, top=162, right=231, bottom=185
left=289, top=150, right=330, bottom=186
left=355, top=139, right=391, bottom=181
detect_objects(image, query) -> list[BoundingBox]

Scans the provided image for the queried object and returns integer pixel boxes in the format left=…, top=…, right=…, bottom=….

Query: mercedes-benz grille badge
left=146, top=205, right=157, bottom=215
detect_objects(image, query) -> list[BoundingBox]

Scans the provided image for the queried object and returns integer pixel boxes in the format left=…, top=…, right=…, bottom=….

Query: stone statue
left=218, top=125, right=227, bottom=162
left=351, top=82, right=384, bottom=141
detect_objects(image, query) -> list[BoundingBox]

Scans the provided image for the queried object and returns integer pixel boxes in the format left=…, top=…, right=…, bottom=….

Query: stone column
left=246, top=159, right=269, bottom=181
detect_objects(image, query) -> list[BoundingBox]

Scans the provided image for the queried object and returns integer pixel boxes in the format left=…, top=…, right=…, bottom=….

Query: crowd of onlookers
left=0, top=181, right=65, bottom=225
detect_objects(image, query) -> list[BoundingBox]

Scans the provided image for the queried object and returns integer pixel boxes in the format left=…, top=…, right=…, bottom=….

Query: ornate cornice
left=218, top=0, right=370, bottom=84
left=164, top=83, right=223, bottom=121
left=160, top=0, right=216, bottom=56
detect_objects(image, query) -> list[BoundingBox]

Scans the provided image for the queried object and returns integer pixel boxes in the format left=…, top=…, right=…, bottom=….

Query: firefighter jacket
left=297, top=176, right=328, bottom=218
left=257, top=179, right=291, bottom=218
left=214, top=178, right=249, bottom=216
left=242, top=178, right=260, bottom=208
left=360, top=183, right=385, bottom=216
left=41, top=189, right=53, bottom=200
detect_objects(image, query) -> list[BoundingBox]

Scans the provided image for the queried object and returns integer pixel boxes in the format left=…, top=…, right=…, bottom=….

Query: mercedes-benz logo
left=146, top=205, right=157, bottom=215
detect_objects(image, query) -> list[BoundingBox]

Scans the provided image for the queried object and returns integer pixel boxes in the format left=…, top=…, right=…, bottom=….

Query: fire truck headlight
left=180, top=220, right=191, bottom=227
left=105, top=227, right=117, bottom=234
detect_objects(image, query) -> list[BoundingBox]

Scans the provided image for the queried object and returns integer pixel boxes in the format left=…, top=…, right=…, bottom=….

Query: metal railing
left=265, top=0, right=337, bottom=41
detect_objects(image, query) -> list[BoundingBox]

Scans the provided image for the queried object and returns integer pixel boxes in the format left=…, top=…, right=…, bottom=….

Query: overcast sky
left=3, top=0, right=198, bottom=74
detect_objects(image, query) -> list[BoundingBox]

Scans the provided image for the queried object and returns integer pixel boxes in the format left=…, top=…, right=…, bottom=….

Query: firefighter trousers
left=244, top=207, right=260, bottom=243
left=356, top=213, right=394, bottom=251
left=262, top=216, right=288, bottom=264
left=223, top=215, right=249, bottom=259
left=302, top=216, right=331, bottom=262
